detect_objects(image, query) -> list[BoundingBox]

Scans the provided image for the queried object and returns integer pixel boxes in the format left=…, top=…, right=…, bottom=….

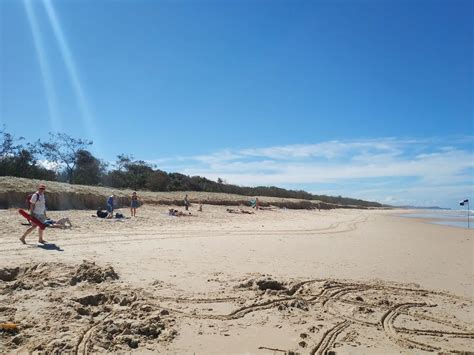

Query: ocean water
left=397, top=210, right=473, bottom=229
left=430, top=220, right=470, bottom=228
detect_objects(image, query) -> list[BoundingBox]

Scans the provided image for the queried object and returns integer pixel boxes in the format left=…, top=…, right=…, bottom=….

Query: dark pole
left=468, top=201, right=470, bottom=229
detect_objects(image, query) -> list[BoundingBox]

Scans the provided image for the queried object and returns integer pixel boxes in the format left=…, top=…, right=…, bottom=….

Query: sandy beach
left=1, top=205, right=472, bottom=354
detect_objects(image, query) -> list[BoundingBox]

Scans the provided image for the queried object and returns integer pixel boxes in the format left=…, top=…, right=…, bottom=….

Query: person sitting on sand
left=249, top=198, right=259, bottom=210
left=44, top=217, right=73, bottom=229
left=130, top=191, right=140, bottom=217
left=96, top=209, right=108, bottom=218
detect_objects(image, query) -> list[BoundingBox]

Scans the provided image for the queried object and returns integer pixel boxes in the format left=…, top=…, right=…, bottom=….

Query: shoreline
left=390, top=209, right=473, bottom=229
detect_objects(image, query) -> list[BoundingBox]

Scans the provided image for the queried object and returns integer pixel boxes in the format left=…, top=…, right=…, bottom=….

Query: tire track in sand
left=76, top=313, right=112, bottom=355
left=1, top=214, right=370, bottom=253
left=381, top=303, right=441, bottom=352
left=310, top=320, right=351, bottom=355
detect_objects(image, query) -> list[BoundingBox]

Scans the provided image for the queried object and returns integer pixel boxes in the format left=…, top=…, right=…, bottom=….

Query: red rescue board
left=18, top=209, right=47, bottom=230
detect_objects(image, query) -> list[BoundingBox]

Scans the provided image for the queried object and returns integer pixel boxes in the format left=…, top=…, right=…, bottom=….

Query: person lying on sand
left=257, top=206, right=275, bottom=211
left=226, top=208, right=254, bottom=214
left=94, top=210, right=128, bottom=219
left=44, top=217, right=73, bottom=229
left=169, top=209, right=193, bottom=217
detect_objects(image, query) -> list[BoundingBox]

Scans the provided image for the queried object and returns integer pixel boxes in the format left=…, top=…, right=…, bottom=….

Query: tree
left=125, top=160, right=154, bottom=191
left=115, top=154, right=133, bottom=172
left=0, top=127, right=23, bottom=157
left=146, top=170, right=170, bottom=191
left=73, top=150, right=105, bottom=185
left=0, top=128, right=55, bottom=180
left=37, top=133, right=92, bottom=183
left=103, top=155, right=155, bottom=190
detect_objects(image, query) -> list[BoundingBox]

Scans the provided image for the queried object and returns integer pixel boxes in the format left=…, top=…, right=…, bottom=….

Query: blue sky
left=0, top=0, right=472, bottom=208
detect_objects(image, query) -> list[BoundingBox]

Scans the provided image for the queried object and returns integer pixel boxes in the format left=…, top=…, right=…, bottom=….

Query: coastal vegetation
left=0, top=128, right=383, bottom=208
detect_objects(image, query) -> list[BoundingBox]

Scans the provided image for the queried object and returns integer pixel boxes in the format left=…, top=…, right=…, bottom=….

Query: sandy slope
left=0, top=176, right=330, bottom=210
left=0, top=205, right=472, bottom=354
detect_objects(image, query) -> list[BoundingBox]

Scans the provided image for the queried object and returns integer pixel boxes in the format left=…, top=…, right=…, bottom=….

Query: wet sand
left=1, top=206, right=472, bottom=353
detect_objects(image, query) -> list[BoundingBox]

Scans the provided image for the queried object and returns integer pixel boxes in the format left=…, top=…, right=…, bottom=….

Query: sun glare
left=23, top=0, right=61, bottom=132
left=42, top=0, right=100, bottom=148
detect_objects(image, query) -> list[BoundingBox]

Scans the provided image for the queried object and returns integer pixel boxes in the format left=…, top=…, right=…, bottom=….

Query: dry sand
left=0, top=205, right=472, bottom=354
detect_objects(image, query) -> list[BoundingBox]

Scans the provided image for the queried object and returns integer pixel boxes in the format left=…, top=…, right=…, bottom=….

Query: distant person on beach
left=45, top=217, right=73, bottom=229
left=198, top=203, right=203, bottom=212
left=20, top=184, right=48, bottom=244
left=95, top=209, right=126, bottom=219
left=184, top=194, right=190, bottom=211
left=96, top=209, right=108, bottom=218
left=169, top=208, right=192, bottom=217
left=130, top=191, right=140, bottom=217
left=106, top=194, right=115, bottom=219
left=227, top=208, right=254, bottom=214
left=250, top=198, right=260, bottom=210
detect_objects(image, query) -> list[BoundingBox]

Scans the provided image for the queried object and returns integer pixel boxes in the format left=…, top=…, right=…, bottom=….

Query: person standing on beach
left=20, top=184, right=48, bottom=244
left=106, top=194, right=115, bottom=218
left=184, top=194, right=190, bottom=211
left=130, top=191, right=140, bottom=217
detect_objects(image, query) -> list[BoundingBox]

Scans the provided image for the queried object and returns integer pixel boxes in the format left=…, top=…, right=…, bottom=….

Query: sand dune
left=0, top=176, right=378, bottom=210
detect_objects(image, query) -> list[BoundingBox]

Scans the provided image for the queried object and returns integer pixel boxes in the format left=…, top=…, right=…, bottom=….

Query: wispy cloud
left=149, top=136, right=474, bottom=207
left=37, top=159, right=63, bottom=171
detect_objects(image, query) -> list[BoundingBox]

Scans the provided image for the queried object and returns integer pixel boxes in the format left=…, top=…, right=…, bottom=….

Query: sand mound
left=0, top=263, right=71, bottom=292
left=0, top=267, right=20, bottom=282
left=70, top=261, right=119, bottom=285
left=0, top=261, right=176, bottom=353
left=256, top=278, right=287, bottom=291
left=0, top=261, right=119, bottom=293
left=239, top=276, right=288, bottom=292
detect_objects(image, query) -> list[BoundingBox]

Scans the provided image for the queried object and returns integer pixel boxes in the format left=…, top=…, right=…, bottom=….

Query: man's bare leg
left=38, top=228, right=46, bottom=243
left=20, top=225, right=36, bottom=244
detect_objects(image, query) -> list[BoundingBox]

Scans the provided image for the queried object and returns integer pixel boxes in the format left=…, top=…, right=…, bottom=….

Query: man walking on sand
left=20, top=184, right=48, bottom=244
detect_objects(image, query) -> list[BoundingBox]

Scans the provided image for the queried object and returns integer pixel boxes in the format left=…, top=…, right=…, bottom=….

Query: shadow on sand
left=37, top=243, right=64, bottom=252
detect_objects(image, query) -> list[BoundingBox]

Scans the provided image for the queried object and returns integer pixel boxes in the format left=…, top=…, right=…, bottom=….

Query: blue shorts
left=106, top=204, right=114, bottom=213
left=131, top=200, right=139, bottom=208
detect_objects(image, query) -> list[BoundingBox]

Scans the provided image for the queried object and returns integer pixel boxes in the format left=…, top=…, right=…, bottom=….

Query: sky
left=0, top=0, right=472, bottom=208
